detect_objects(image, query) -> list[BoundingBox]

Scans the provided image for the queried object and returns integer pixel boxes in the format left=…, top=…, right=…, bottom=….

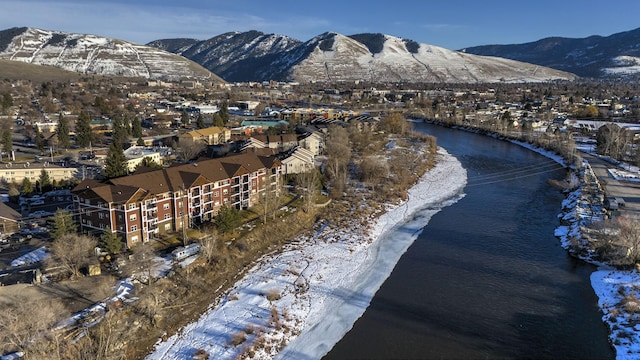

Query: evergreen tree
left=48, top=209, right=77, bottom=240
left=181, top=110, right=190, bottom=127
left=99, top=227, right=122, bottom=254
left=214, top=205, right=242, bottom=234
left=57, top=113, right=71, bottom=149
left=219, top=102, right=229, bottom=124
left=38, top=169, right=52, bottom=192
left=21, top=177, right=33, bottom=196
left=131, top=117, right=143, bottom=138
left=1, top=121, right=12, bottom=157
left=34, top=129, right=46, bottom=154
left=103, top=141, right=128, bottom=178
left=75, top=110, right=95, bottom=148
left=111, top=115, right=127, bottom=146
left=196, top=113, right=205, bottom=129
left=212, top=113, right=224, bottom=127
left=136, top=137, right=145, bottom=146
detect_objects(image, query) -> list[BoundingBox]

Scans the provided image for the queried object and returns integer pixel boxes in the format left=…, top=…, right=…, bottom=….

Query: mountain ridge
left=148, top=30, right=576, bottom=83
left=460, top=27, right=640, bottom=78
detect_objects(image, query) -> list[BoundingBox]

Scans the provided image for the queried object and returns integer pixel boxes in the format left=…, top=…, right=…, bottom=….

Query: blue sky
left=2, top=0, right=640, bottom=50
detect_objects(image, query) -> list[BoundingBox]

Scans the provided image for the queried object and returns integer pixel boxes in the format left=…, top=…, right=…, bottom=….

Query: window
left=129, top=203, right=136, bottom=210
left=164, top=213, right=170, bottom=220
left=131, top=235, right=139, bottom=243
left=99, top=213, right=104, bottom=219
left=100, top=223, right=105, bottom=229
left=163, top=203, right=169, bottom=210
left=131, top=225, right=137, bottom=232
left=178, top=201, right=183, bottom=208
left=129, top=214, right=137, bottom=221
left=118, top=215, right=123, bottom=221
left=214, top=191, right=219, bottom=197
left=164, top=223, right=171, bottom=231
left=223, top=189, right=228, bottom=195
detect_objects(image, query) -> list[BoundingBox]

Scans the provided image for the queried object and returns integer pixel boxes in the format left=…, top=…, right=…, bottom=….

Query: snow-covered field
left=147, top=149, right=467, bottom=360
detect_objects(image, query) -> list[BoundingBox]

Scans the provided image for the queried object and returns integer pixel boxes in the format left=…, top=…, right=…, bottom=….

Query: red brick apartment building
left=72, top=153, right=283, bottom=248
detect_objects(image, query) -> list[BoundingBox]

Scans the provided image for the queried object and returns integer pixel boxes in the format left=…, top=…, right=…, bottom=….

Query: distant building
left=123, top=146, right=164, bottom=172
left=0, top=162, right=78, bottom=184
left=178, top=126, right=231, bottom=147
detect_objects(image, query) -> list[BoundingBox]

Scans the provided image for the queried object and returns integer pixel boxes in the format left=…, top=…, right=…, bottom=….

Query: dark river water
left=324, top=123, right=613, bottom=360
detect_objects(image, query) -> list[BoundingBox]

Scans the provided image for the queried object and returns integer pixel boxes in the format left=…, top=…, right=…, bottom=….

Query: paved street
left=580, top=151, right=640, bottom=219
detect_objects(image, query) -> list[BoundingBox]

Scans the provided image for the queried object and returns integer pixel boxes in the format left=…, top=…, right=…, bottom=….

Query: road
left=580, top=151, right=640, bottom=218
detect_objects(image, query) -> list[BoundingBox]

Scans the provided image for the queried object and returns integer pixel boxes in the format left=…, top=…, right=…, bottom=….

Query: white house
left=280, top=147, right=315, bottom=175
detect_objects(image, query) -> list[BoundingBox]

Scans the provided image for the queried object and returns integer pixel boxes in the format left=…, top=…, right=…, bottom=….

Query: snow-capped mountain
left=0, top=27, right=222, bottom=82
left=460, top=27, right=640, bottom=79
left=149, top=31, right=576, bottom=83
left=149, top=30, right=302, bottom=82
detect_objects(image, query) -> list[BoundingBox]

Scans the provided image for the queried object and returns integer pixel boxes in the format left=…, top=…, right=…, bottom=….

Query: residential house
left=279, top=147, right=315, bottom=175
left=297, top=131, right=324, bottom=156
left=0, top=201, right=21, bottom=235
left=72, top=153, right=283, bottom=248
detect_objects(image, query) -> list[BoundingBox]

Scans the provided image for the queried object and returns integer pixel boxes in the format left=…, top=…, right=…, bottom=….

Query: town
left=1, top=75, right=640, bottom=358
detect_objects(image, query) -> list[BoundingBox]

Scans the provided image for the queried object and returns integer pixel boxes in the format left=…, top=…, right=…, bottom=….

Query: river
left=324, top=123, right=613, bottom=359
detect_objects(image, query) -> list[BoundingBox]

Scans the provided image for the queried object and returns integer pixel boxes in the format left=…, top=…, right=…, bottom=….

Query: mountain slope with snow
left=0, top=27, right=222, bottom=82
left=461, top=27, right=640, bottom=79
left=150, top=31, right=577, bottom=83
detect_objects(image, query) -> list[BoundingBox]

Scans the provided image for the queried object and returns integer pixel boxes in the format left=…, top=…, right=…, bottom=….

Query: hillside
left=461, top=27, right=640, bottom=78
left=0, top=27, right=224, bottom=83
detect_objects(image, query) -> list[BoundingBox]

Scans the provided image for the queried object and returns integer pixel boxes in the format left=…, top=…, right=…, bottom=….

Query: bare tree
left=296, top=168, right=321, bottom=214
left=175, top=141, right=205, bottom=162
left=592, top=216, right=640, bottom=266
left=48, top=234, right=96, bottom=279
left=122, top=241, right=158, bottom=285
left=0, top=299, right=65, bottom=357
left=324, top=125, right=351, bottom=198
left=198, top=231, right=218, bottom=264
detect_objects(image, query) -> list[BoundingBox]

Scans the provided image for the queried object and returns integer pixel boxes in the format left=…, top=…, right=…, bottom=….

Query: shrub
left=231, top=331, right=247, bottom=346
left=266, top=288, right=281, bottom=301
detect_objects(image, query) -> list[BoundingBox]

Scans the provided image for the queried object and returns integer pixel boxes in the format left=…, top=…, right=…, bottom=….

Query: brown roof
left=73, top=152, right=280, bottom=200
left=0, top=202, right=21, bottom=222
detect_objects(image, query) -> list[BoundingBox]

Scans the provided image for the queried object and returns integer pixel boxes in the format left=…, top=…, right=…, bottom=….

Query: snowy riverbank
left=147, top=148, right=467, bottom=360
left=510, top=139, right=640, bottom=360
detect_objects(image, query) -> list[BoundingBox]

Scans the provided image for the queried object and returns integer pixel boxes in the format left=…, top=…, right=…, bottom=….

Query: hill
left=461, top=27, right=640, bottom=79
left=0, top=27, right=224, bottom=83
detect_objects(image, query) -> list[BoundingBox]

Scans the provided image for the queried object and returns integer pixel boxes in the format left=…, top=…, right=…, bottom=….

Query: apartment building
left=72, top=153, right=283, bottom=248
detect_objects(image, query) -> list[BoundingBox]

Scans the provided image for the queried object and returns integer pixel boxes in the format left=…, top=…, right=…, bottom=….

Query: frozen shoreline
left=147, top=148, right=467, bottom=360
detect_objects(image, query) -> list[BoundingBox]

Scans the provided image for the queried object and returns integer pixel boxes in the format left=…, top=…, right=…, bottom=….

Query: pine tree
left=21, top=178, right=33, bottom=196
left=38, top=169, right=51, bottom=192
left=196, top=113, right=205, bottom=129
left=48, top=209, right=77, bottom=240
left=181, top=110, right=190, bottom=127
left=212, top=113, right=224, bottom=127
left=75, top=110, right=95, bottom=148
left=57, top=113, right=70, bottom=149
left=103, top=141, right=128, bottom=178
left=1, top=121, right=12, bottom=157
left=111, top=116, right=128, bottom=146
left=219, top=102, right=229, bottom=124
left=99, top=227, right=122, bottom=255
left=131, top=117, right=143, bottom=138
